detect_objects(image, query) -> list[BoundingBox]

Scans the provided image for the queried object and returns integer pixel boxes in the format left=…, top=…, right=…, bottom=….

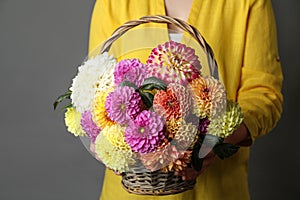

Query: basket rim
left=99, top=15, right=219, bottom=79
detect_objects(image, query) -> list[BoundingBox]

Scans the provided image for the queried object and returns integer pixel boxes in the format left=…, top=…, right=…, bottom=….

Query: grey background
left=0, top=0, right=299, bottom=199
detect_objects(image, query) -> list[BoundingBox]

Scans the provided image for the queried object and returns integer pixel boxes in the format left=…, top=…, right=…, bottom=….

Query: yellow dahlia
left=102, top=124, right=130, bottom=151
left=166, top=118, right=183, bottom=139
left=64, top=107, right=86, bottom=136
left=189, top=77, right=210, bottom=118
left=94, top=133, right=135, bottom=173
left=189, top=76, right=226, bottom=119
left=92, top=89, right=115, bottom=129
left=207, top=100, right=243, bottom=138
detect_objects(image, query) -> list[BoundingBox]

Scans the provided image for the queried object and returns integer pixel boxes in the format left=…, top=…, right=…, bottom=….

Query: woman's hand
left=224, top=122, right=252, bottom=146
left=174, top=151, right=216, bottom=180
left=174, top=122, right=251, bottom=180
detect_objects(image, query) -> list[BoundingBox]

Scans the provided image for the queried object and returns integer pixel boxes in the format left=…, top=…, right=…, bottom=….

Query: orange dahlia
left=153, top=83, right=191, bottom=121
left=166, top=118, right=183, bottom=139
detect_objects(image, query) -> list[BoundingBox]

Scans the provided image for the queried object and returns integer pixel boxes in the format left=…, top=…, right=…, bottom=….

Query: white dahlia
left=70, top=52, right=117, bottom=113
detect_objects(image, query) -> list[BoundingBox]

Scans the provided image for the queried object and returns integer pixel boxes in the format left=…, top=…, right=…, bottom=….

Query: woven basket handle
left=100, top=15, right=218, bottom=78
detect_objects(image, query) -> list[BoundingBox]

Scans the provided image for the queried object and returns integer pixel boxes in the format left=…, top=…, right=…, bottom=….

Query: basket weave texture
left=122, top=166, right=196, bottom=195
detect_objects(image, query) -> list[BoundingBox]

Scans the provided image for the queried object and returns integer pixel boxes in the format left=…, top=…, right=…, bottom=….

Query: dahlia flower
left=70, top=52, right=117, bottom=113
left=162, top=150, right=192, bottom=173
left=101, top=124, right=130, bottom=151
left=106, top=86, right=140, bottom=125
left=153, top=83, right=191, bottom=120
left=127, top=92, right=143, bottom=120
left=80, top=110, right=100, bottom=143
left=198, top=117, right=210, bottom=134
left=207, top=100, right=243, bottom=138
left=205, top=77, right=227, bottom=118
left=189, top=76, right=226, bottom=119
left=141, top=141, right=192, bottom=172
left=173, top=120, right=198, bottom=150
left=65, top=107, right=86, bottom=137
left=114, top=59, right=147, bottom=86
left=92, top=90, right=115, bottom=129
left=94, top=132, right=135, bottom=173
left=96, top=62, right=115, bottom=92
left=146, top=41, right=201, bottom=84
left=125, top=110, right=165, bottom=153
left=166, top=118, right=183, bottom=139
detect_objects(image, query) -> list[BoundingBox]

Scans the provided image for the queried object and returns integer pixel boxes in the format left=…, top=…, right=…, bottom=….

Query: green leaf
left=61, top=103, right=73, bottom=111
left=138, top=91, right=154, bottom=109
left=213, top=143, right=240, bottom=160
left=119, top=81, right=138, bottom=90
left=53, top=90, right=72, bottom=110
left=141, top=77, right=167, bottom=90
left=140, top=84, right=156, bottom=91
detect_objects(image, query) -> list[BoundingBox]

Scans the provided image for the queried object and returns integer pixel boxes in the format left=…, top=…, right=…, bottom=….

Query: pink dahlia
left=153, top=83, right=191, bottom=121
left=125, top=110, right=165, bottom=153
left=134, top=110, right=151, bottom=126
left=127, top=91, right=142, bottom=120
left=80, top=110, right=100, bottom=143
left=146, top=41, right=201, bottom=84
left=114, top=59, right=147, bottom=86
left=106, top=86, right=138, bottom=125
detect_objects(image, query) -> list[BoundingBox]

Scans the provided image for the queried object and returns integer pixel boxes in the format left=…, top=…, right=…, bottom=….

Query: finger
left=174, top=168, right=190, bottom=177
left=175, top=154, right=216, bottom=180
left=199, top=156, right=216, bottom=174
left=205, top=151, right=215, bottom=158
left=181, top=169, right=199, bottom=180
left=202, top=155, right=216, bottom=168
left=183, top=155, right=216, bottom=179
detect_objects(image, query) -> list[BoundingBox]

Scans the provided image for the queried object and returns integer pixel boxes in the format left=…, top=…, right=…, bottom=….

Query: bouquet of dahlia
left=55, top=40, right=243, bottom=174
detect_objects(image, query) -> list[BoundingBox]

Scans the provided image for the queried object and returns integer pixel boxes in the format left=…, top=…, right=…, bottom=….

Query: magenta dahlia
left=114, top=59, right=147, bottom=86
left=125, top=110, right=165, bottom=153
left=127, top=91, right=142, bottom=120
left=80, top=110, right=100, bottom=142
left=106, top=86, right=140, bottom=125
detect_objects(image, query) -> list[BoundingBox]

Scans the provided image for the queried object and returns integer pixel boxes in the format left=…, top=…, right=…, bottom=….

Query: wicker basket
left=99, top=15, right=218, bottom=195
left=121, top=165, right=196, bottom=195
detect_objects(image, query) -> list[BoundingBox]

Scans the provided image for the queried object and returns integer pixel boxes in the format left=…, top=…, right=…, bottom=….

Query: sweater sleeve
left=237, top=0, right=283, bottom=142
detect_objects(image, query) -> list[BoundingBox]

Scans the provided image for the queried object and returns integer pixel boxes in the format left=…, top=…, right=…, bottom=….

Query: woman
left=89, top=0, right=283, bottom=199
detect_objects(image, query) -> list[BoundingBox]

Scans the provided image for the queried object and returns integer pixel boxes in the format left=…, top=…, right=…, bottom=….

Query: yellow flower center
left=120, top=103, right=125, bottom=110
left=140, top=128, right=145, bottom=133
